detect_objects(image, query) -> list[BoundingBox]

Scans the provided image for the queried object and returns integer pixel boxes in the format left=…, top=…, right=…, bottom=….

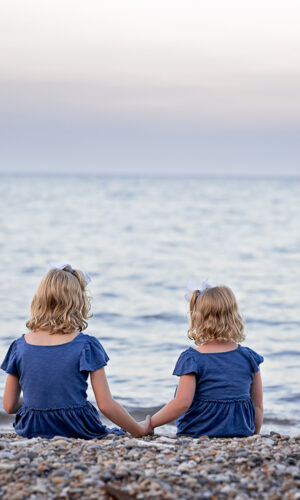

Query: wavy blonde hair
left=26, top=268, right=92, bottom=334
left=188, top=286, right=245, bottom=345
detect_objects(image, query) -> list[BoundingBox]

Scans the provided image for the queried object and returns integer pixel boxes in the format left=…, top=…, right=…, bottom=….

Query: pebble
left=0, top=432, right=299, bottom=499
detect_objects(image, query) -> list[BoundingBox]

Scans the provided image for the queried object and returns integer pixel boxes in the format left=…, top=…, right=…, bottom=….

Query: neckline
left=22, top=332, right=83, bottom=347
left=189, top=345, right=240, bottom=355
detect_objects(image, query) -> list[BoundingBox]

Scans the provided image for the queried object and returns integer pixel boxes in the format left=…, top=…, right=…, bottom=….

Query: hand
left=138, top=415, right=153, bottom=436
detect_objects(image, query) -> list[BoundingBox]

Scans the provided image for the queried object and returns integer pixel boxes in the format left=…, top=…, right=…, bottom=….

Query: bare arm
left=250, top=370, right=263, bottom=434
left=91, top=367, right=150, bottom=437
left=151, top=374, right=196, bottom=428
left=3, top=374, right=22, bottom=414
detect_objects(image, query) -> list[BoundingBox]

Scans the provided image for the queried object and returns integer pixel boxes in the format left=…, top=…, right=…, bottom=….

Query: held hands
left=137, top=415, right=153, bottom=437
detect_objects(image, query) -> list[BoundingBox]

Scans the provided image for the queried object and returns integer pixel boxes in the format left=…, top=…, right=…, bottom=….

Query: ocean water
left=0, top=174, right=299, bottom=435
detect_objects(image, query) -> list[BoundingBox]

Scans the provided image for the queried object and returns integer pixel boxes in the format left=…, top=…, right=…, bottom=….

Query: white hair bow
left=48, top=262, right=91, bottom=286
left=185, top=278, right=214, bottom=302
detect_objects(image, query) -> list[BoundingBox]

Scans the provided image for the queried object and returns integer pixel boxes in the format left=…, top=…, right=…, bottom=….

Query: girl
left=150, top=283, right=264, bottom=437
left=1, top=264, right=150, bottom=439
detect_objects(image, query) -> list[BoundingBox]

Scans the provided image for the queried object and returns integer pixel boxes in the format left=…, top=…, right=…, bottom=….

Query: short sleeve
left=1, top=341, right=19, bottom=375
left=244, top=347, right=264, bottom=373
left=173, top=350, right=199, bottom=376
left=80, top=336, right=109, bottom=372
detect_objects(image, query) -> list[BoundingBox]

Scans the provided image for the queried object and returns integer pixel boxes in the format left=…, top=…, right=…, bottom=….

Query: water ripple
left=135, top=313, right=185, bottom=323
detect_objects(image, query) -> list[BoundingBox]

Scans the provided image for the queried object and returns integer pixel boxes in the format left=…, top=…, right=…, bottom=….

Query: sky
left=0, top=0, right=299, bottom=175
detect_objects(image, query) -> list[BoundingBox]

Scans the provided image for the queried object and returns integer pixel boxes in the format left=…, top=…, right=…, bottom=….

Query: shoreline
left=1, top=406, right=300, bottom=438
left=0, top=432, right=299, bottom=499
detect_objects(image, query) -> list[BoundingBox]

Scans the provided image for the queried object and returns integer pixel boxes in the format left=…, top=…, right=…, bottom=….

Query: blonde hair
left=26, top=268, right=92, bottom=334
left=188, top=286, right=245, bottom=345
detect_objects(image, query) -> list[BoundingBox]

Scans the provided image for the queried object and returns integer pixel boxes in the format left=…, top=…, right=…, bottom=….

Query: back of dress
left=173, top=345, right=264, bottom=437
left=1, top=333, right=112, bottom=439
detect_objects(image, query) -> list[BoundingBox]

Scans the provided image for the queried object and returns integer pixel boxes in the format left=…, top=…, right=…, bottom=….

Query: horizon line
left=0, top=171, right=300, bottom=180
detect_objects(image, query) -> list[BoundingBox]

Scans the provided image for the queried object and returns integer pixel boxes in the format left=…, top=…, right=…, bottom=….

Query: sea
left=0, top=174, right=299, bottom=436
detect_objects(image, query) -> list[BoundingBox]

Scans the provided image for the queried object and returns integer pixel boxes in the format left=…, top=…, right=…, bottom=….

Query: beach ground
left=0, top=432, right=299, bottom=499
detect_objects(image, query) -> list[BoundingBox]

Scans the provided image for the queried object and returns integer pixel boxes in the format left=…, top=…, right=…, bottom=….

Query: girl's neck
left=195, top=340, right=238, bottom=353
left=25, top=329, right=80, bottom=346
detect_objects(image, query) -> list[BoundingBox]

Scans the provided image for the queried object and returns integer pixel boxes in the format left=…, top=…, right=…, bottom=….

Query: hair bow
left=48, top=262, right=91, bottom=286
left=184, top=278, right=214, bottom=302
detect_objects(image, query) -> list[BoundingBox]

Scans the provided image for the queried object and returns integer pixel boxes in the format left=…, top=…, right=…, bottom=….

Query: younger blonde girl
left=150, top=283, right=263, bottom=437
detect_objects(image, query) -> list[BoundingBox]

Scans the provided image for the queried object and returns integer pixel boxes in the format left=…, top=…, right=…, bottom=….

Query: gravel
left=0, top=431, right=299, bottom=499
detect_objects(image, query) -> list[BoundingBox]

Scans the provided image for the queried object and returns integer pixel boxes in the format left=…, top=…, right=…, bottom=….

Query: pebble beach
left=0, top=432, right=299, bottom=499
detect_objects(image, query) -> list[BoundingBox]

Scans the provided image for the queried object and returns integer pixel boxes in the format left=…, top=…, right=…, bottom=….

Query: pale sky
left=0, top=0, right=299, bottom=174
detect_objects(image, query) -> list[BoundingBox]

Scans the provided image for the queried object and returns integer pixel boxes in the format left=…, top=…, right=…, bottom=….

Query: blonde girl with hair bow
left=1, top=264, right=151, bottom=439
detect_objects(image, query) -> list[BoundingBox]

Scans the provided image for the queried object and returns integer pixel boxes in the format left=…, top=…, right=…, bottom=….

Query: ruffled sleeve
left=173, top=350, right=199, bottom=376
left=80, top=336, right=109, bottom=372
left=244, top=347, right=264, bottom=373
left=1, top=341, right=19, bottom=375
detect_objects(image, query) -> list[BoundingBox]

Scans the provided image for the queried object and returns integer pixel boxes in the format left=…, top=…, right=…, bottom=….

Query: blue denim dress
left=173, top=345, right=264, bottom=437
left=1, top=333, right=118, bottom=439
